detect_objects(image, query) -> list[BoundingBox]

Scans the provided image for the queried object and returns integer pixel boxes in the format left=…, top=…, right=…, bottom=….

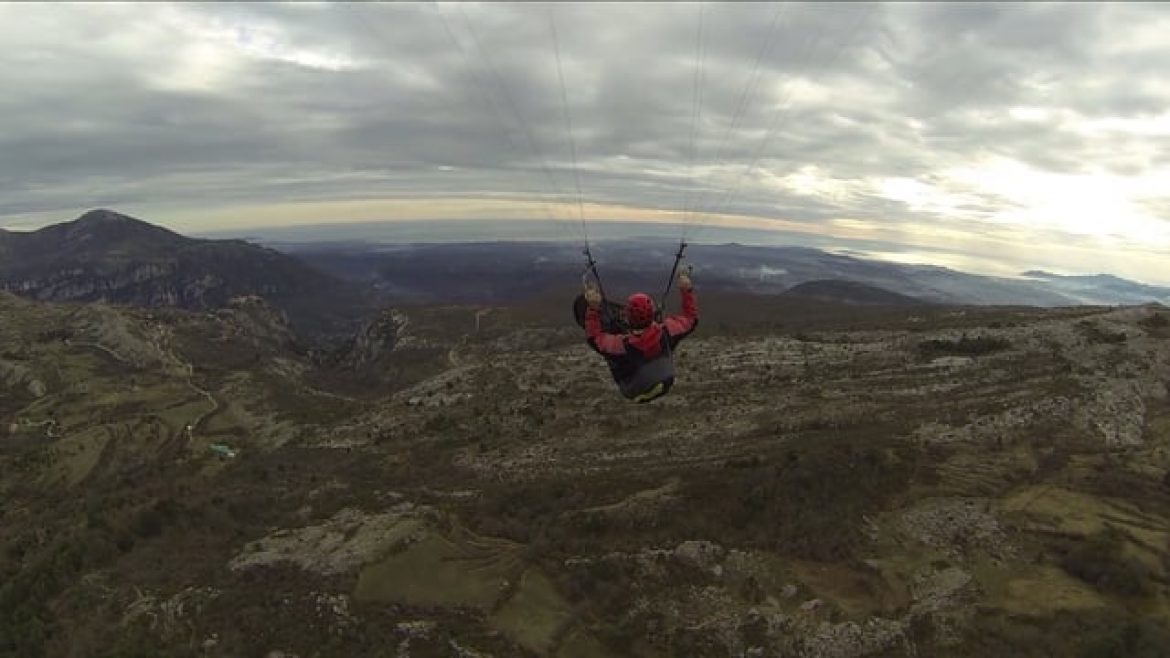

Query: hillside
left=2, top=291, right=1170, bottom=657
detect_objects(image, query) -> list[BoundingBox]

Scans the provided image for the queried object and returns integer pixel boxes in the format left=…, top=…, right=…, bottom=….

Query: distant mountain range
left=1019, top=270, right=1170, bottom=306
left=778, top=280, right=932, bottom=307
left=0, top=209, right=373, bottom=338
left=3, top=212, right=1166, bottom=337
left=278, top=238, right=1168, bottom=309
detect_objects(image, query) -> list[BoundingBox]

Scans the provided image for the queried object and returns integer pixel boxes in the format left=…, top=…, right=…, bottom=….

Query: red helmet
left=626, top=293, right=656, bottom=329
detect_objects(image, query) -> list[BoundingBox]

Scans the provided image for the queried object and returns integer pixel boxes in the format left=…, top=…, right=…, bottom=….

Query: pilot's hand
left=678, top=269, right=693, bottom=291
left=584, top=285, right=602, bottom=308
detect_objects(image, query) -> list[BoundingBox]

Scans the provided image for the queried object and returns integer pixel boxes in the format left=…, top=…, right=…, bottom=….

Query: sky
left=1, top=2, right=1169, bottom=284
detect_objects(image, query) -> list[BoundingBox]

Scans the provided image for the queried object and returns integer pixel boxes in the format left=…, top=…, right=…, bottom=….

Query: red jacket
left=585, top=288, right=699, bottom=360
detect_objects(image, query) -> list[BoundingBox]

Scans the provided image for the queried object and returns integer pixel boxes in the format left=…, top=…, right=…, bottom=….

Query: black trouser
left=623, top=377, right=673, bottom=403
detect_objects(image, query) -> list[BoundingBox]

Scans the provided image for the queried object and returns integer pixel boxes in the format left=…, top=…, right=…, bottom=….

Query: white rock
left=673, top=540, right=726, bottom=569
left=799, top=598, right=824, bottom=613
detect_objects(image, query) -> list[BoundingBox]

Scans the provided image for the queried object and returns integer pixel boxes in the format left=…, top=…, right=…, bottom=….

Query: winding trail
left=160, top=332, right=220, bottom=434
left=66, top=339, right=131, bottom=365
left=70, top=329, right=220, bottom=435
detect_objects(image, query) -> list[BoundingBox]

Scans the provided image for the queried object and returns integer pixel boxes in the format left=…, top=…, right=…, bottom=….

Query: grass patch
left=488, top=568, right=574, bottom=654
left=998, top=565, right=1108, bottom=615
left=252, top=370, right=364, bottom=425
left=956, top=609, right=1170, bottom=658
left=1004, top=486, right=1170, bottom=556
left=40, top=429, right=110, bottom=487
left=154, top=398, right=215, bottom=433
left=352, top=526, right=590, bottom=655
left=353, top=532, right=521, bottom=610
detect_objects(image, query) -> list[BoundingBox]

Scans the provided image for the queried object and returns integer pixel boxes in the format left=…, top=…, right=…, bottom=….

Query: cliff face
left=332, top=309, right=403, bottom=370
left=10, top=261, right=220, bottom=305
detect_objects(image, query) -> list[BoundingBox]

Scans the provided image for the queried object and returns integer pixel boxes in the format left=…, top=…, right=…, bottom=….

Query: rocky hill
left=0, top=210, right=374, bottom=339
left=2, top=290, right=1169, bottom=657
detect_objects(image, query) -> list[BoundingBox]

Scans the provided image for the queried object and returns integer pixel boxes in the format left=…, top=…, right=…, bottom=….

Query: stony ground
left=2, top=290, right=1170, bottom=657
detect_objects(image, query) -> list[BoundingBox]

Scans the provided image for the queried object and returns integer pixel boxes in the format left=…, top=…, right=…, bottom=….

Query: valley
left=3, top=287, right=1169, bottom=657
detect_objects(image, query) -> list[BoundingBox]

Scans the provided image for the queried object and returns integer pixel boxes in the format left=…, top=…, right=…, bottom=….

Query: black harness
left=610, top=330, right=676, bottom=399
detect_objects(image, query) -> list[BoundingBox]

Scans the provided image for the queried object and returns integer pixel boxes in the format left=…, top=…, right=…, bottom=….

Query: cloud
left=1, top=2, right=1169, bottom=283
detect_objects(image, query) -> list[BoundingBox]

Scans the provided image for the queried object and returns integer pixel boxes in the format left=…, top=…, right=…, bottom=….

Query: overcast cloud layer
left=1, top=2, right=1169, bottom=283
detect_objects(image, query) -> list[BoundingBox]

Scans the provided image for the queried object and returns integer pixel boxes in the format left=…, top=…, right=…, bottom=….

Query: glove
left=584, top=284, right=602, bottom=308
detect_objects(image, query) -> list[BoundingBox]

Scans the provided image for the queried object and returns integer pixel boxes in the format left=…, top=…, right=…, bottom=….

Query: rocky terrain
left=2, top=288, right=1170, bottom=657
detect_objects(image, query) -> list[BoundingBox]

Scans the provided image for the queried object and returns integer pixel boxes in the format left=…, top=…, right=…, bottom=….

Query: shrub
left=1081, top=619, right=1170, bottom=658
left=680, top=429, right=916, bottom=561
left=918, top=333, right=1011, bottom=357
left=1075, top=321, right=1128, bottom=345
left=1138, top=312, right=1169, bottom=333
left=0, top=533, right=92, bottom=658
left=1058, top=529, right=1150, bottom=597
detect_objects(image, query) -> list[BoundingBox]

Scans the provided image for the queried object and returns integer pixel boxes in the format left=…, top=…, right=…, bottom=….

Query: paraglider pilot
left=582, top=270, right=699, bottom=403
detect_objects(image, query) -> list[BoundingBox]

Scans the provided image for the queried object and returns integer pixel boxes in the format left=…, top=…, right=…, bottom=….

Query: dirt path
left=20, top=418, right=58, bottom=438
left=188, top=381, right=220, bottom=433
left=66, top=339, right=131, bottom=364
